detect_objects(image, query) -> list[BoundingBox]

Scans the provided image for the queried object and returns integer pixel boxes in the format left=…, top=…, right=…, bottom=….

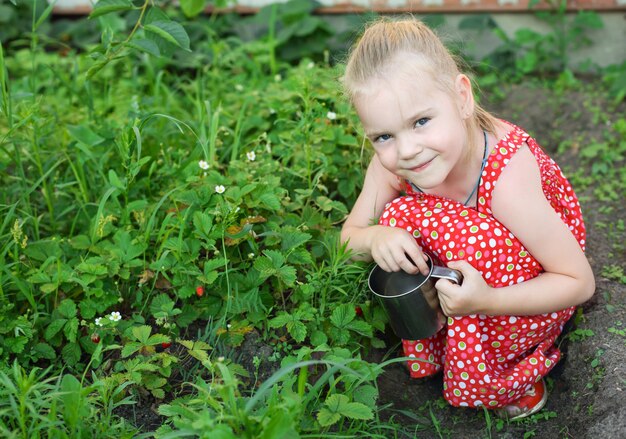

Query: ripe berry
left=161, top=342, right=171, bottom=349
left=196, top=286, right=204, bottom=297
left=355, top=306, right=363, bottom=317
left=91, top=333, right=101, bottom=343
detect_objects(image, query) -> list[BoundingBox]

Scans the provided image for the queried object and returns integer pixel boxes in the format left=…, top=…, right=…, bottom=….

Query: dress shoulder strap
left=478, top=124, right=529, bottom=214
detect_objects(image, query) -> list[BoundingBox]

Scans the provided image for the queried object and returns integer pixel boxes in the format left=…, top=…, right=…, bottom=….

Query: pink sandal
left=496, top=379, right=548, bottom=420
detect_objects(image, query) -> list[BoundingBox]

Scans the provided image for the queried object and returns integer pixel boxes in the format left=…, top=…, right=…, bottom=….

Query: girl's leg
left=402, top=328, right=446, bottom=378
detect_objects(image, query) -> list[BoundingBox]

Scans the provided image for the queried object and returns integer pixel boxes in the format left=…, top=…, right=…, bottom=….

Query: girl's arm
left=341, top=155, right=430, bottom=275
left=437, top=144, right=595, bottom=316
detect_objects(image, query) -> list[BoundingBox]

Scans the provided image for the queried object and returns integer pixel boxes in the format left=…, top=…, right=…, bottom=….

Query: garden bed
left=1, top=3, right=625, bottom=437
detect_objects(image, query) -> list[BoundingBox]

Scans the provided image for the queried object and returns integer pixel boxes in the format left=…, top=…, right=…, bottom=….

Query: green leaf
left=330, top=304, right=355, bottom=328
left=45, top=318, right=67, bottom=341
left=286, top=248, right=312, bottom=265
left=254, top=256, right=276, bottom=278
left=277, top=265, right=297, bottom=286
left=33, top=343, right=57, bottom=360
left=260, top=407, right=297, bottom=439
left=69, top=235, right=92, bottom=250
left=76, top=260, right=108, bottom=276
left=63, top=317, right=80, bottom=342
left=269, top=312, right=292, bottom=328
left=317, top=407, right=341, bottom=427
left=193, top=211, right=214, bottom=238
left=146, top=334, right=170, bottom=346
left=265, top=250, right=285, bottom=267
left=57, top=299, right=77, bottom=319
left=309, top=330, right=327, bottom=346
left=340, top=401, right=373, bottom=420
left=121, top=341, right=143, bottom=358
left=144, top=21, right=191, bottom=51
left=287, top=320, right=307, bottom=343
left=199, top=270, right=218, bottom=286
left=320, top=394, right=373, bottom=424
left=67, top=124, right=105, bottom=147
left=315, top=196, right=346, bottom=214
left=280, top=229, right=311, bottom=251
left=150, top=293, right=176, bottom=318
left=108, top=169, right=125, bottom=190
left=332, top=328, right=350, bottom=346
left=178, top=339, right=212, bottom=363
left=24, top=240, right=62, bottom=261
left=61, top=342, right=81, bottom=366
left=127, top=38, right=161, bottom=57
left=353, top=385, right=378, bottom=408
left=34, top=0, right=57, bottom=31
left=346, top=320, right=373, bottom=337
left=176, top=304, right=200, bottom=328
left=79, top=299, right=98, bottom=320
left=110, top=230, right=146, bottom=263
left=258, top=192, right=281, bottom=211
left=131, top=325, right=152, bottom=344
left=41, top=283, right=57, bottom=294
left=176, top=285, right=196, bottom=299
left=179, top=0, right=206, bottom=18
left=89, top=0, right=134, bottom=19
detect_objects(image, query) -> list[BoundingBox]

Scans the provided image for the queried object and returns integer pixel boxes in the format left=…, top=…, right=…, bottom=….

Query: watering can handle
left=431, top=265, right=463, bottom=285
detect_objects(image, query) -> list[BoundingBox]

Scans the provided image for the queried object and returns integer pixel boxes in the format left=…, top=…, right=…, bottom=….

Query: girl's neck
left=435, top=125, right=488, bottom=206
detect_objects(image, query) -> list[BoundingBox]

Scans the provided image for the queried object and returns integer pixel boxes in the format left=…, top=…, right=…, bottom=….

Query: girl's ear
left=455, top=74, right=475, bottom=119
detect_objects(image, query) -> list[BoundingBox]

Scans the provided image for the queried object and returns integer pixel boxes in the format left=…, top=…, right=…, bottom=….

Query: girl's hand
left=369, top=226, right=430, bottom=275
left=435, top=260, right=492, bottom=316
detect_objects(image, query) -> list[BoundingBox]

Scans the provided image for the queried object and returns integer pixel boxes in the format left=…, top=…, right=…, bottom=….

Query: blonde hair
left=342, top=17, right=497, bottom=148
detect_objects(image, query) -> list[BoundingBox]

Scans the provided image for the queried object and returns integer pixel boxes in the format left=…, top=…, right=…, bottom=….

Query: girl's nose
left=397, top=136, right=420, bottom=160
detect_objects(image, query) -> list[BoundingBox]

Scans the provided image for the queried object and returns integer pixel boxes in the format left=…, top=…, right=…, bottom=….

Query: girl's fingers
left=377, top=253, right=400, bottom=272
left=404, top=247, right=429, bottom=275
left=435, top=278, right=455, bottom=296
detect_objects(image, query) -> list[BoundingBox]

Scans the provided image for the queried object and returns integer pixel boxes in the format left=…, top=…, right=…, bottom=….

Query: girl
left=340, top=18, right=595, bottom=419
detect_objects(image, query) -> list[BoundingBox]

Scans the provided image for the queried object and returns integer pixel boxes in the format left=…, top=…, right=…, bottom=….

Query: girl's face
left=354, top=69, right=473, bottom=193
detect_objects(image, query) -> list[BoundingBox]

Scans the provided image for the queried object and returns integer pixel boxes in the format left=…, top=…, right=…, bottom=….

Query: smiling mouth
left=410, top=158, right=434, bottom=172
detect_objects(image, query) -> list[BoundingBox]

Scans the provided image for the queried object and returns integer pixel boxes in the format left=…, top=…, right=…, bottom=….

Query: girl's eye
left=374, top=134, right=392, bottom=144
left=414, top=117, right=430, bottom=128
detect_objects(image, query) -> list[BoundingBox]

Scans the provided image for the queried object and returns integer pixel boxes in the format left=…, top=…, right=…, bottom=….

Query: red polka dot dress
left=378, top=123, right=586, bottom=409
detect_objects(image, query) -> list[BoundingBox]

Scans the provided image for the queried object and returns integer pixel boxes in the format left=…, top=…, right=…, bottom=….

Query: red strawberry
left=91, top=333, right=101, bottom=343
left=355, top=306, right=363, bottom=317
left=161, top=342, right=171, bottom=349
left=196, top=285, right=204, bottom=297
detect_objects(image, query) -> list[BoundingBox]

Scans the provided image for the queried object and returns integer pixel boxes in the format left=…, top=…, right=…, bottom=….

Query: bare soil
left=371, top=81, right=626, bottom=438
